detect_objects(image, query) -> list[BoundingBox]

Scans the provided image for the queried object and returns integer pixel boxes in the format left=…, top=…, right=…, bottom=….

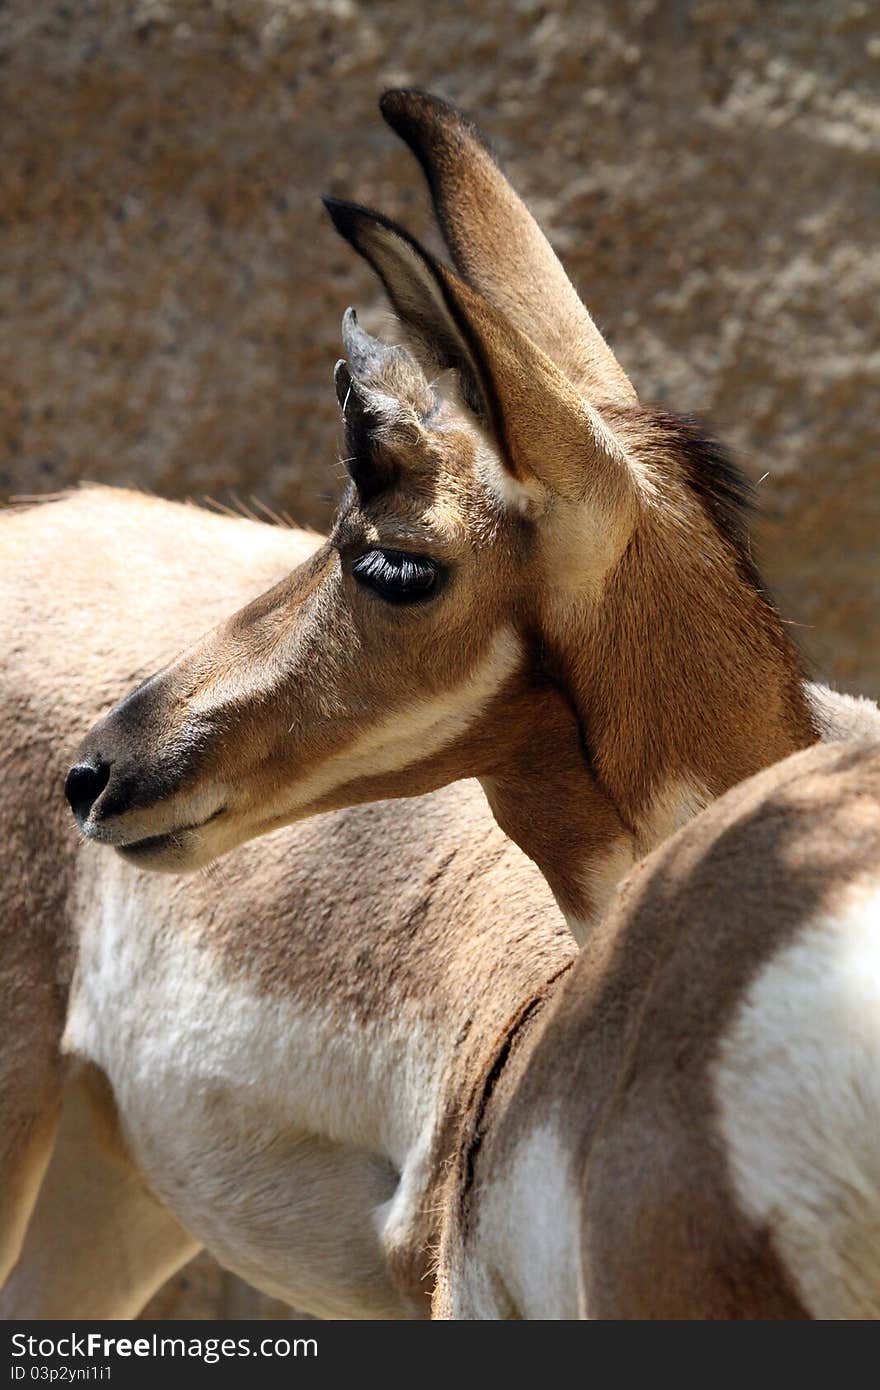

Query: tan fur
left=435, top=740, right=880, bottom=1319
left=379, top=89, right=636, bottom=403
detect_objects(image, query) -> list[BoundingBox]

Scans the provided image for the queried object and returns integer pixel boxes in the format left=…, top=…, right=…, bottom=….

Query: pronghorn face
left=65, top=326, right=567, bottom=871
left=66, top=82, right=647, bottom=874
left=64, top=522, right=534, bottom=873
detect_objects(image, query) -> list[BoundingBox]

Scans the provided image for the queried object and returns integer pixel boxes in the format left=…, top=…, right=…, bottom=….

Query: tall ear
left=323, top=198, right=637, bottom=513
left=380, top=88, right=635, bottom=407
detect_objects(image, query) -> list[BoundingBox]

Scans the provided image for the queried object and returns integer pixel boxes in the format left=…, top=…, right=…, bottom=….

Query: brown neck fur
left=545, top=408, right=817, bottom=830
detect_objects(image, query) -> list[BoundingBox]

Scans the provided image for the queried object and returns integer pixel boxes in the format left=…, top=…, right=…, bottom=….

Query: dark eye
left=352, top=549, right=441, bottom=605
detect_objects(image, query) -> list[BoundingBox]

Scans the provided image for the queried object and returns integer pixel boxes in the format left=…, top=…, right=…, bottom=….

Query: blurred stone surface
left=2, top=0, right=878, bottom=1318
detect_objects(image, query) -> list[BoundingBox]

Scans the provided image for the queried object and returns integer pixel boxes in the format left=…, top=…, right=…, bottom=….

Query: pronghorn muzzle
left=65, top=667, right=227, bottom=865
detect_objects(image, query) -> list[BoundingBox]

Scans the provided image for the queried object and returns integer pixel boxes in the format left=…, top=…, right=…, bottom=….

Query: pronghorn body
left=3, top=88, right=878, bottom=1319
left=434, top=739, right=880, bottom=1319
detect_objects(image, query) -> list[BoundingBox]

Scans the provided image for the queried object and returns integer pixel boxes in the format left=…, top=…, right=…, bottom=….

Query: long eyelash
left=352, top=548, right=438, bottom=598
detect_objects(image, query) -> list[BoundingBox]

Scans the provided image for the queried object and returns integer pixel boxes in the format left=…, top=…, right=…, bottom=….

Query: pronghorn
left=1, top=89, right=876, bottom=1318
left=65, top=91, right=873, bottom=949
left=432, top=738, right=880, bottom=1320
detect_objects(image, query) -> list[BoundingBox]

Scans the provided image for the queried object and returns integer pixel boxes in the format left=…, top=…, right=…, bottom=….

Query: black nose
left=65, top=759, right=111, bottom=824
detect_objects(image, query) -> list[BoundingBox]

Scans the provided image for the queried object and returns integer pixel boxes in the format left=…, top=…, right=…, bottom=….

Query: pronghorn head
left=66, top=91, right=812, bottom=903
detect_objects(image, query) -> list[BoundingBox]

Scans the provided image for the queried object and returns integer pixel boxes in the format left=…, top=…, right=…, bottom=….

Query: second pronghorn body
left=434, top=740, right=880, bottom=1319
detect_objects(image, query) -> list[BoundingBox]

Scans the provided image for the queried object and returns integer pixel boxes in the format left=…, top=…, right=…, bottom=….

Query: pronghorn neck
left=474, top=682, right=638, bottom=942
left=576, top=429, right=815, bottom=820
left=480, top=717, right=637, bottom=946
left=486, top=424, right=818, bottom=940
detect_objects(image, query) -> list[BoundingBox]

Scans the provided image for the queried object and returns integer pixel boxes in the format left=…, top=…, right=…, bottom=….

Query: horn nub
left=341, top=307, right=391, bottom=379
left=334, top=359, right=385, bottom=436
left=338, top=305, right=434, bottom=416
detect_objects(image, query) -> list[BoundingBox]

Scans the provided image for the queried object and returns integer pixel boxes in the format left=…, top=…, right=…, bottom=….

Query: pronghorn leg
left=0, top=1099, right=60, bottom=1289
left=0, top=900, right=68, bottom=1288
left=0, top=1017, right=62, bottom=1285
left=0, top=1064, right=199, bottom=1319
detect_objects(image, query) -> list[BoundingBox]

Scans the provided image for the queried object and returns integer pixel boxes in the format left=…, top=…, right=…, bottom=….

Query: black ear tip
left=380, top=87, right=449, bottom=135
left=379, top=88, right=413, bottom=122
left=322, top=195, right=372, bottom=230
left=323, top=196, right=403, bottom=251
left=322, top=195, right=357, bottom=235
left=379, top=87, right=414, bottom=113
left=342, top=306, right=358, bottom=331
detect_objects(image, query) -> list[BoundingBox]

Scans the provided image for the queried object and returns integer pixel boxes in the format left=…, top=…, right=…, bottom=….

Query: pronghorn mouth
left=116, top=806, right=227, bottom=858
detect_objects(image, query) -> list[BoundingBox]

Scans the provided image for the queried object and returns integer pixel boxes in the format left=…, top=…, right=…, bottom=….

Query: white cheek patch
left=271, top=625, right=524, bottom=821
left=713, top=883, right=880, bottom=1319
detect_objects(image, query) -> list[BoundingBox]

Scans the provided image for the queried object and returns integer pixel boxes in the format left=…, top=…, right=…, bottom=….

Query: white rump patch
left=713, top=884, right=880, bottom=1318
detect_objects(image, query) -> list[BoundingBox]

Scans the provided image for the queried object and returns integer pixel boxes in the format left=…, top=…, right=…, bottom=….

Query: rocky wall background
left=2, top=0, right=878, bottom=1318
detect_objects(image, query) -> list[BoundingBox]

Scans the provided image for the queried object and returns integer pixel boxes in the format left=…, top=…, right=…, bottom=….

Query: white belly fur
left=62, top=853, right=439, bottom=1318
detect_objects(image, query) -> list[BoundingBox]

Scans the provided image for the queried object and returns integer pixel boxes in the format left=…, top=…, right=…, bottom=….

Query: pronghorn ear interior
left=323, top=197, right=635, bottom=505
left=323, top=198, right=488, bottom=420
